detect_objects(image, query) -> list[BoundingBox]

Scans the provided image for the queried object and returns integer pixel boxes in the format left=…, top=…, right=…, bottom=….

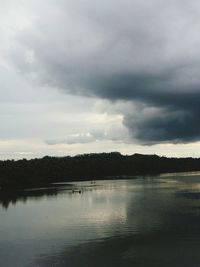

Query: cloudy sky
left=1, top=0, right=200, bottom=159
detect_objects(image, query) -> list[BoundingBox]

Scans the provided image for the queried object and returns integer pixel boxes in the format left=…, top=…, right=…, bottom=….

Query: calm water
left=1, top=173, right=200, bottom=266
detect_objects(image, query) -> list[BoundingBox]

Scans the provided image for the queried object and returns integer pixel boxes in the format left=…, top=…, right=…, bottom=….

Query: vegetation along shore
left=1, top=152, right=200, bottom=190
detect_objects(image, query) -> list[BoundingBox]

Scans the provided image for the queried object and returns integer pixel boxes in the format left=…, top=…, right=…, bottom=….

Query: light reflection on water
left=1, top=174, right=200, bottom=266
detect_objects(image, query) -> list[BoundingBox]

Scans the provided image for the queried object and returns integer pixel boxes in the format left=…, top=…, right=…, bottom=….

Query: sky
left=1, top=0, right=200, bottom=159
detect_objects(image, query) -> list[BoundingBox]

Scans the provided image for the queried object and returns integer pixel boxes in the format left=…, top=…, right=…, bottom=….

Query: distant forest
left=1, top=152, right=200, bottom=190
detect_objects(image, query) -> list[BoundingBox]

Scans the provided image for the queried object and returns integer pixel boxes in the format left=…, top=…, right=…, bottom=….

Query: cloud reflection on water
left=1, top=175, right=200, bottom=266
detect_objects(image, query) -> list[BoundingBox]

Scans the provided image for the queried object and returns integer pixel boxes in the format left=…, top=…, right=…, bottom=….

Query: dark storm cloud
left=77, top=73, right=200, bottom=143
left=10, top=0, right=200, bottom=144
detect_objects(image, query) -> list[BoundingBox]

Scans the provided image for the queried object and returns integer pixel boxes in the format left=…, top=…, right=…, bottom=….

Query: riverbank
left=1, top=152, right=200, bottom=190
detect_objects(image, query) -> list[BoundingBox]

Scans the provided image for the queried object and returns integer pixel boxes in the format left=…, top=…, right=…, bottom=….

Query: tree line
left=0, top=152, right=200, bottom=190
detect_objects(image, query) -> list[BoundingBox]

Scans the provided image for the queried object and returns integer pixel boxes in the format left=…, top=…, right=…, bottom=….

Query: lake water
left=1, top=173, right=200, bottom=266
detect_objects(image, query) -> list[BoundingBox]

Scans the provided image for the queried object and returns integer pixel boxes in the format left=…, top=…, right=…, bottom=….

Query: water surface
left=1, top=173, right=200, bottom=266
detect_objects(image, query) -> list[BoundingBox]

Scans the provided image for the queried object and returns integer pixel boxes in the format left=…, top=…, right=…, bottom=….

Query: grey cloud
left=124, top=107, right=200, bottom=144
left=46, top=128, right=129, bottom=145
left=10, top=0, right=200, bottom=144
left=46, top=134, right=97, bottom=145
